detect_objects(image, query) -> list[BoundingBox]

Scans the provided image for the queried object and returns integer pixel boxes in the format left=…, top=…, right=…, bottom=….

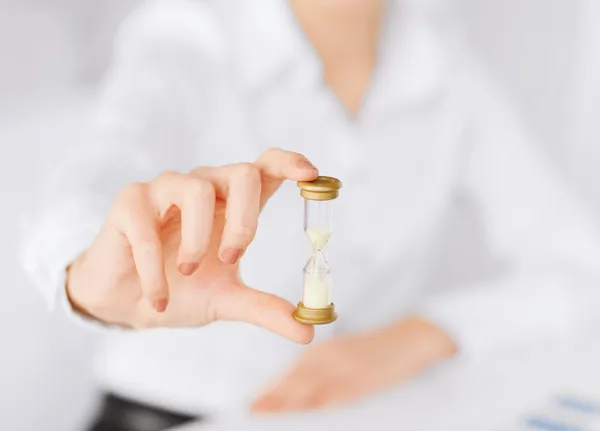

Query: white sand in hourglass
left=306, top=226, right=331, bottom=251
left=302, top=271, right=332, bottom=309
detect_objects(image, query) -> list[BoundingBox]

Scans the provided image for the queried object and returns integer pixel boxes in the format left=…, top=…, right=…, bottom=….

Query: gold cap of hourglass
left=293, top=303, right=337, bottom=325
left=297, top=176, right=342, bottom=201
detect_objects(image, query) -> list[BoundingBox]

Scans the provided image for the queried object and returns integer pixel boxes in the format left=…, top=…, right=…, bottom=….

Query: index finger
left=254, top=148, right=319, bottom=208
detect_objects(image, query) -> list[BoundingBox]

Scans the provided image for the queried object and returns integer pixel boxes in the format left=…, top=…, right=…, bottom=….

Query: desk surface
left=172, top=339, right=600, bottom=431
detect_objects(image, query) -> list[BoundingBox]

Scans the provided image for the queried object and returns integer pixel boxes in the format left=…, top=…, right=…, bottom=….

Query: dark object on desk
left=87, top=393, right=199, bottom=431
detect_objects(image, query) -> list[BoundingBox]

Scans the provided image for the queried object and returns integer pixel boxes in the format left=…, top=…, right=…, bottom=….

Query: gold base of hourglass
left=293, top=303, right=337, bottom=325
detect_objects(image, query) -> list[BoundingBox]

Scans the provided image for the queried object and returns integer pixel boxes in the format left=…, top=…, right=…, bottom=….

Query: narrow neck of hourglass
left=305, top=249, right=330, bottom=273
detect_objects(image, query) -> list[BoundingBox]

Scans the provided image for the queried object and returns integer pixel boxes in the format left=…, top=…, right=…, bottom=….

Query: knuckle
left=119, top=182, right=146, bottom=202
left=263, top=147, right=284, bottom=158
left=111, top=183, right=147, bottom=221
left=154, top=170, right=179, bottom=184
left=184, top=177, right=214, bottom=201
left=233, top=162, right=261, bottom=182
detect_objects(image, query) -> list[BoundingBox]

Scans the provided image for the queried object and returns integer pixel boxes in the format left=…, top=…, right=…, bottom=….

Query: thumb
left=212, top=284, right=314, bottom=344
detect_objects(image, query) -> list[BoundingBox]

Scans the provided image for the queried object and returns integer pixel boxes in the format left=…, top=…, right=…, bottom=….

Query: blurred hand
left=66, top=148, right=318, bottom=343
left=251, top=316, right=457, bottom=412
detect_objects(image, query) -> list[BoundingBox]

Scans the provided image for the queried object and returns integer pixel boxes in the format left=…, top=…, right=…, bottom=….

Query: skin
left=252, top=317, right=457, bottom=413
left=67, top=148, right=318, bottom=343
left=291, top=0, right=385, bottom=116
left=67, top=0, right=458, bottom=414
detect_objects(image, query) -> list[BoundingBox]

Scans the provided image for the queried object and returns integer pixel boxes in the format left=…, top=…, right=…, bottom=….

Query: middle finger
left=194, top=163, right=261, bottom=264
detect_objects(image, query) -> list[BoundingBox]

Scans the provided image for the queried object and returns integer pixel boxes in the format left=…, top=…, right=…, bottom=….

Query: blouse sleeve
left=19, top=1, right=221, bottom=314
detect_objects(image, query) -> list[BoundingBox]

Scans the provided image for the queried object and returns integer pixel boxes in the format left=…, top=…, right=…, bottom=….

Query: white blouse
left=20, top=0, right=600, bottom=416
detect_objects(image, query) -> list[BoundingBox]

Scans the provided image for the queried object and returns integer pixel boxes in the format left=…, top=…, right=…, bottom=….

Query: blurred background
left=2, top=0, right=600, bottom=430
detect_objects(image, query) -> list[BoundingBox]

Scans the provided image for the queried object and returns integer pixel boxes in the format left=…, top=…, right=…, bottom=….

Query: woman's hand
left=66, top=148, right=318, bottom=343
left=251, top=316, right=457, bottom=412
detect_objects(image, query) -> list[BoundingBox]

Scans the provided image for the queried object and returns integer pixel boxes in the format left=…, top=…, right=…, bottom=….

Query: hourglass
left=293, top=176, right=342, bottom=325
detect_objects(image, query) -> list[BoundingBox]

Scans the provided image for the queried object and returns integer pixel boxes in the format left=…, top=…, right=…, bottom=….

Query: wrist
left=66, top=253, right=99, bottom=320
left=66, top=253, right=137, bottom=329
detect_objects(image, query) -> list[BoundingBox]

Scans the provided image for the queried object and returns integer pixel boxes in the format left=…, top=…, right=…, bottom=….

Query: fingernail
left=221, top=248, right=242, bottom=265
left=178, top=262, right=198, bottom=276
left=298, top=159, right=317, bottom=170
left=154, top=298, right=168, bottom=313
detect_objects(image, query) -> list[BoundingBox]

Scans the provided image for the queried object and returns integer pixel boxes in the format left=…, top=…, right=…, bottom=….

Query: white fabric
left=566, top=0, right=600, bottom=210
left=20, top=0, right=600, bottom=416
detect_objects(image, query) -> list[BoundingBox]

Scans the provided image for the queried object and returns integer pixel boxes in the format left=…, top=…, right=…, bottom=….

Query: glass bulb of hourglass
left=302, top=250, right=332, bottom=309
